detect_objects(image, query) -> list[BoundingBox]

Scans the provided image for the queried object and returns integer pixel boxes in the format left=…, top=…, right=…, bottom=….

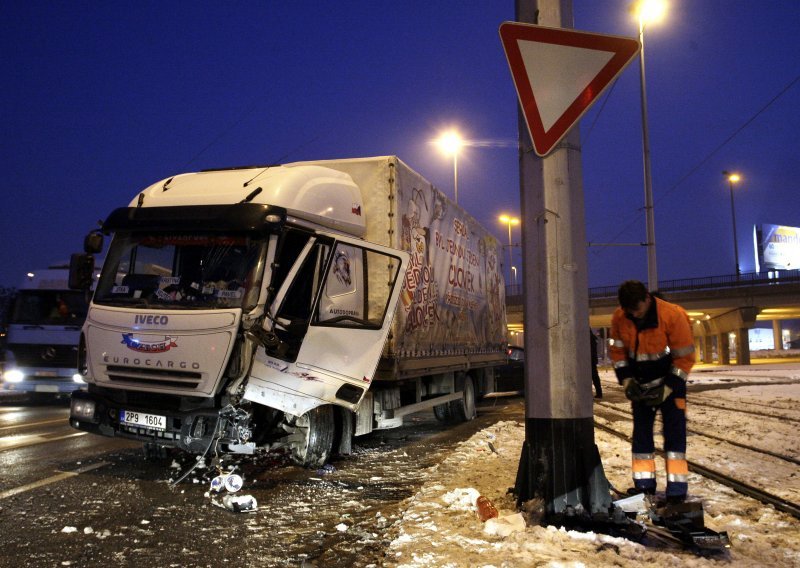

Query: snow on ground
left=385, top=363, right=800, bottom=567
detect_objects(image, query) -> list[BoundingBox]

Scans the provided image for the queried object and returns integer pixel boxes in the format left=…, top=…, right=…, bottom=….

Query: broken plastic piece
left=222, top=494, right=258, bottom=513
left=613, top=492, right=649, bottom=514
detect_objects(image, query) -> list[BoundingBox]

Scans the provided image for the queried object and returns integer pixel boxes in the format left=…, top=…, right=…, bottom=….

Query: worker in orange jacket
left=609, top=280, right=696, bottom=503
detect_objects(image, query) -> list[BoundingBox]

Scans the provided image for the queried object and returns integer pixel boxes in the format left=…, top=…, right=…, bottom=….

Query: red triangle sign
left=500, top=22, right=640, bottom=157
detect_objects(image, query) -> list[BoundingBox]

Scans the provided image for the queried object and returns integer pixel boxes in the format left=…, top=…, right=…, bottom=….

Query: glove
left=664, top=373, right=687, bottom=398
left=622, top=378, right=642, bottom=401
left=615, top=365, right=634, bottom=385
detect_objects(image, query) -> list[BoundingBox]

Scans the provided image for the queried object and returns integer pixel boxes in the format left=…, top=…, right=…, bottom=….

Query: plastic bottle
left=476, top=495, right=499, bottom=522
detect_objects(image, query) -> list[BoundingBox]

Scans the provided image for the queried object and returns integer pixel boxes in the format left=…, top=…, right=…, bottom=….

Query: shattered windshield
left=93, top=232, right=266, bottom=310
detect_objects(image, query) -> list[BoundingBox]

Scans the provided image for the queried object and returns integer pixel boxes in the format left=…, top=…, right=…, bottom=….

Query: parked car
left=494, top=345, right=524, bottom=392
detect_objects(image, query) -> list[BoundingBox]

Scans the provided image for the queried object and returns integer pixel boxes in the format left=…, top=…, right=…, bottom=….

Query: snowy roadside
left=384, top=365, right=800, bottom=567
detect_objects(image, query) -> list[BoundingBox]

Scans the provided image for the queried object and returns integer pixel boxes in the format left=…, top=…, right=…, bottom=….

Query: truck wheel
left=449, top=375, right=477, bottom=422
left=433, top=401, right=453, bottom=423
left=282, top=406, right=334, bottom=468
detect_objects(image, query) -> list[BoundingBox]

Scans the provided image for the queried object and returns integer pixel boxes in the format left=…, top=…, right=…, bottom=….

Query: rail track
left=593, top=419, right=800, bottom=520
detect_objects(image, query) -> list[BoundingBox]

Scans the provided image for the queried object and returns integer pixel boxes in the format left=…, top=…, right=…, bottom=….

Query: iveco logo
left=41, top=347, right=57, bottom=361
left=135, top=315, right=169, bottom=325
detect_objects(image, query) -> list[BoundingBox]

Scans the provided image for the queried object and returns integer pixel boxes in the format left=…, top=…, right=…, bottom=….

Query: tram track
left=593, top=420, right=800, bottom=520
left=595, top=400, right=800, bottom=467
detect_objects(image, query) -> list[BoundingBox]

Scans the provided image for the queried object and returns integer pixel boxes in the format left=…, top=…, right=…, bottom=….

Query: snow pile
left=387, top=367, right=800, bottom=567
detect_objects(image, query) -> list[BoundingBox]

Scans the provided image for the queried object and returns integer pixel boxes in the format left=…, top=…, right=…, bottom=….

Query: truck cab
left=2, top=265, right=93, bottom=398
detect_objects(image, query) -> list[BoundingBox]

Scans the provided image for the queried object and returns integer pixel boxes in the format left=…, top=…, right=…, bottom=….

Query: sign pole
left=512, top=0, right=616, bottom=525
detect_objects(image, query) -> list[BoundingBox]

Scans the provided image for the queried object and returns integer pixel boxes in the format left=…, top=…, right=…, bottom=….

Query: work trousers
left=630, top=382, right=688, bottom=498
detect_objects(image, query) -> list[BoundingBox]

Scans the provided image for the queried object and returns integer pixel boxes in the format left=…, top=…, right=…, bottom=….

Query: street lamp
left=498, top=214, right=519, bottom=287
left=632, top=0, right=666, bottom=291
left=723, top=171, right=741, bottom=277
left=435, top=130, right=464, bottom=204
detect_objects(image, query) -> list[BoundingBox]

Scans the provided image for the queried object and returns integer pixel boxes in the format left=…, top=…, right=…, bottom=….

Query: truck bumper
left=69, top=390, right=221, bottom=453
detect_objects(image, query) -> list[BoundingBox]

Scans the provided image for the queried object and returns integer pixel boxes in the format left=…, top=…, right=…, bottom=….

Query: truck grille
left=7, top=344, right=78, bottom=369
left=106, top=365, right=202, bottom=390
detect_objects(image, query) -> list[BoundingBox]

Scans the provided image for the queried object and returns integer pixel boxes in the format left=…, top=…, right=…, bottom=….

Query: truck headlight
left=71, top=398, right=96, bottom=420
left=3, top=370, right=24, bottom=383
left=72, top=374, right=86, bottom=384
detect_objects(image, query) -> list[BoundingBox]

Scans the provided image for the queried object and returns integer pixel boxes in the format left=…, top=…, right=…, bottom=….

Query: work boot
left=626, top=486, right=655, bottom=496
left=666, top=494, right=687, bottom=504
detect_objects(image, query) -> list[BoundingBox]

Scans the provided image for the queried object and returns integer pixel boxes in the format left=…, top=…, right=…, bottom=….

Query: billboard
left=754, top=223, right=800, bottom=272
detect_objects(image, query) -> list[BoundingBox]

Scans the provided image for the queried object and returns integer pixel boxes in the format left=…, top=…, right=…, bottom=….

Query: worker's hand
left=622, top=378, right=642, bottom=401
left=640, top=383, right=673, bottom=406
left=615, top=366, right=634, bottom=385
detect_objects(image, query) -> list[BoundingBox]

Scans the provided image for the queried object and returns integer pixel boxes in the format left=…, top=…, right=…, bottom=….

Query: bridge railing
left=504, top=270, right=800, bottom=301
left=588, top=269, right=800, bottom=300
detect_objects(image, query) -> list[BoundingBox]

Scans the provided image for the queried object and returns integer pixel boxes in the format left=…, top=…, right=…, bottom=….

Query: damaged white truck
left=68, top=156, right=508, bottom=467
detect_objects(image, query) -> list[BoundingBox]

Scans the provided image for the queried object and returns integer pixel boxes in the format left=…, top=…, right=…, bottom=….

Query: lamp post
left=499, top=214, right=519, bottom=287
left=435, top=130, right=464, bottom=204
left=723, top=171, right=741, bottom=277
left=633, top=0, right=666, bottom=291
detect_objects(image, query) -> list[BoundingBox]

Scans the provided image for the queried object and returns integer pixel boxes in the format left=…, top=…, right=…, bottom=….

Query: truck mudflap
left=68, top=390, right=251, bottom=454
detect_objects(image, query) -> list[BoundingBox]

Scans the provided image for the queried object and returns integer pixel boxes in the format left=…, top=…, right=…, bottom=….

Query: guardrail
left=505, top=269, right=800, bottom=301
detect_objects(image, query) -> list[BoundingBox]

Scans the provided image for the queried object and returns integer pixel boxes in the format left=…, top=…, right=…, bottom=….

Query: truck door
left=270, top=234, right=408, bottom=385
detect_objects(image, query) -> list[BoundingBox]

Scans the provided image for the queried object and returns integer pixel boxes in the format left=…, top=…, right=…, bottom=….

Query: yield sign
left=499, top=22, right=640, bottom=157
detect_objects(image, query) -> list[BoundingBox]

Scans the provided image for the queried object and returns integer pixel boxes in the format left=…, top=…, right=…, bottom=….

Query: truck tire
left=449, top=375, right=477, bottom=422
left=433, top=401, right=454, bottom=423
left=282, top=405, right=335, bottom=468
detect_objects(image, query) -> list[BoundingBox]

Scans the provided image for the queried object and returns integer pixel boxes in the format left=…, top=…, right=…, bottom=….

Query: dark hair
left=618, top=280, right=649, bottom=311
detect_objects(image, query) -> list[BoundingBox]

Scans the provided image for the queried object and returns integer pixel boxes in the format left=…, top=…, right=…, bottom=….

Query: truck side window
left=314, top=244, right=401, bottom=330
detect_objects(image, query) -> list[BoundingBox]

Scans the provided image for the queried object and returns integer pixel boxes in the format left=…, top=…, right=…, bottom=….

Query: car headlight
left=71, top=398, right=96, bottom=420
left=3, top=369, right=24, bottom=383
left=72, top=374, right=86, bottom=384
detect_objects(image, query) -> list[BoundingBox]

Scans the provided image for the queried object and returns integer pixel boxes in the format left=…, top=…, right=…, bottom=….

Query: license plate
left=35, top=385, right=59, bottom=393
left=120, top=410, right=166, bottom=431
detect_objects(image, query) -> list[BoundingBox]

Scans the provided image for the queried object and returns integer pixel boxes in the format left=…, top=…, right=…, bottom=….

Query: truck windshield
left=93, top=232, right=266, bottom=310
left=10, top=290, right=88, bottom=325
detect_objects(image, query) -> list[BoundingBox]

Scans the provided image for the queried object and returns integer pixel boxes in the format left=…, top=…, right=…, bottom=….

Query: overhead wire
left=588, top=72, right=800, bottom=253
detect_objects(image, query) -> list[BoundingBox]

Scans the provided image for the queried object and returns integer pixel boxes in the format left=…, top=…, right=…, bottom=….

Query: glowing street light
left=435, top=130, right=464, bottom=204
left=631, top=0, right=667, bottom=291
left=499, top=214, right=520, bottom=286
left=722, top=171, right=742, bottom=277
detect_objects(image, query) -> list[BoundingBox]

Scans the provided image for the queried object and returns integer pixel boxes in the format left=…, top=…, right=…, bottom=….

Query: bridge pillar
left=735, top=328, right=751, bottom=365
left=718, top=333, right=730, bottom=365
left=703, top=335, right=715, bottom=363
left=773, top=320, right=784, bottom=351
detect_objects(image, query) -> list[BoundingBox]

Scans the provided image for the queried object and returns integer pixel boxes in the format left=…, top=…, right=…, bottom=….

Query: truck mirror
left=84, top=231, right=104, bottom=254
left=69, top=253, right=95, bottom=290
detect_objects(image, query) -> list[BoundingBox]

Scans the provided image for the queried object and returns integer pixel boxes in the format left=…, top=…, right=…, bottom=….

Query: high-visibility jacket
left=610, top=297, right=695, bottom=384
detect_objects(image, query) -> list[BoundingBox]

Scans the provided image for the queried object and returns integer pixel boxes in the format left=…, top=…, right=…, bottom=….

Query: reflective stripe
left=670, top=367, right=689, bottom=380
left=632, top=454, right=656, bottom=480
left=633, top=349, right=670, bottom=361
left=672, top=344, right=695, bottom=357
left=666, top=453, right=689, bottom=479
left=610, top=339, right=625, bottom=348
left=614, top=360, right=629, bottom=369
left=668, top=473, right=689, bottom=483
left=674, top=398, right=686, bottom=410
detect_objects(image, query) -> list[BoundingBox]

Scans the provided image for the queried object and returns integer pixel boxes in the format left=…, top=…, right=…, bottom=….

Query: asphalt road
left=0, top=395, right=524, bottom=568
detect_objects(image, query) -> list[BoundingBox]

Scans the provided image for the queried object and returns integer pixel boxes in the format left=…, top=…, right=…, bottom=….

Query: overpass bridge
left=505, top=269, right=800, bottom=365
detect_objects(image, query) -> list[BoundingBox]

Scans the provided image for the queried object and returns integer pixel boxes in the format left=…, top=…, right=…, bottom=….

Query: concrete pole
left=513, top=0, right=613, bottom=521
left=773, top=320, right=784, bottom=351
